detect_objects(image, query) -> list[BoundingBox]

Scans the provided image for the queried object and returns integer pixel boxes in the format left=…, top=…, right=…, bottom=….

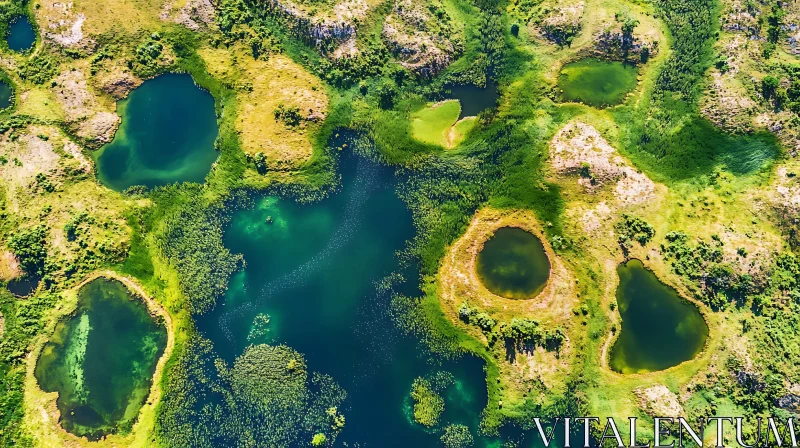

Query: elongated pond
left=34, top=278, right=167, bottom=440
left=0, top=81, right=12, bottom=110
left=476, top=227, right=551, bottom=299
left=558, top=58, right=638, bottom=107
left=199, top=137, right=492, bottom=446
left=7, top=16, right=35, bottom=52
left=94, top=74, right=219, bottom=191
left=609, top=259, right=709, bottom=374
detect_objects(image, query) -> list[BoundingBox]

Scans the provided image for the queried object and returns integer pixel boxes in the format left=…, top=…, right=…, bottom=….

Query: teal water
left=34, top=278, right=167, bottom=439
left=0, top=81, right=12, bottom=109
left=7, top=16, right=35, bottom=52
left=197, top=137, right=497, bottom=446
left=94, top=74, right=219, bottom=191
left=609, top=259, right=709, bottom=374
left=558, top=58, right=638, bottom=107
left=476, top=227, right=551, bottom=299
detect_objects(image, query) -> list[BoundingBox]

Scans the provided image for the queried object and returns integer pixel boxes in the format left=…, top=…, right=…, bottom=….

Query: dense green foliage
left=153, top=186, right=242, bottom=315
left=8, top=224, right=47, bottom=278
left=157, top=338, right=347, bottom=446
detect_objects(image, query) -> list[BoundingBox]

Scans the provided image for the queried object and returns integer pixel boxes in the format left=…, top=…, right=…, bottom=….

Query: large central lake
left=94, top=74, right=219, bottom=191
left=34, top=278, right=167, bottom=439
left=609, top=260, right=709, bottom=374
left=198, top=138, right=490, bottom=446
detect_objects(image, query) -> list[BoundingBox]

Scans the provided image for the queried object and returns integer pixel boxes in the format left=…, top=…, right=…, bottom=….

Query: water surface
left=199, top=139, right=491, bottom=446
left=94, top=74, right=219, bottom=191
left=35, top=278, right=167, bottom=439
left=558, top=58, right=638, bottom=107
left=446, top=78, right=499, bottom=118
left=476, top=227, right=551, bottom=299
left=609, top=259, right=709, bottom=374
left=7, top=16, right=35, bottom=52
left=0, top=81, right=12, bottom=109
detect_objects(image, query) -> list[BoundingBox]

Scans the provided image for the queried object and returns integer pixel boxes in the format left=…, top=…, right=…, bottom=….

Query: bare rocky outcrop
left=161, top=0, right=217, bottom=31
left=592, top=27, right=658, bottom=62
left=39, top=0, right=92, bottom=49
left=634, top=385, right=684, bottom=418
left=382, top=0, right=459, bottom=77
left=536, top=2, right=584, bottom=46
left=53, top=70, right=121, bottom=147
left=260, top=0, right=362, bottom=52
left=97, top=70, right=143, bottom=100
left=550, top=122, right=655, bottom=205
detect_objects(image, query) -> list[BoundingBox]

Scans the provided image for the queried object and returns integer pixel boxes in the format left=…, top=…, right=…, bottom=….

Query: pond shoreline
left=24, top=270, right=175, bottom=447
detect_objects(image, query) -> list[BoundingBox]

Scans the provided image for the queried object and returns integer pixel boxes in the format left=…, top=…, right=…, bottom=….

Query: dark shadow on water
left=445, top=78, right=499, bottom=119
left=7, top=275, right=38, bottom=297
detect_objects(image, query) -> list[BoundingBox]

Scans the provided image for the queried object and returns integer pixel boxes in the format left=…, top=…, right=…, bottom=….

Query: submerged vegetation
left=0, top=0, right=798, bottom=443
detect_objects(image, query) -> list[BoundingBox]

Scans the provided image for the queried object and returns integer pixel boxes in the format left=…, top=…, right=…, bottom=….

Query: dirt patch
left=161, top=0, right=217, bottom=30
left=53, top=69, right=120, bottom=146
left=634, top=385, right=684, bottom=417
left=550, top=121, right=655, bottom=205
left=0, top=251, right=22, bottom=282
left=37, top=0, right=92, bottom=49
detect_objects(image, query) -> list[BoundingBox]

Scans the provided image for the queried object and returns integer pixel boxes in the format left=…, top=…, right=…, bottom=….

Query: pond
left=446, top=78, right=499, bottom=119
left=198, top=136, right=494, bottom=447
left=34, top=278, right=167, bottom=440
left=609, top=259, right=709, bottom=374
left=0, top=81, right=12, bottom=110
left=557, top=58, right=638, bottom=107
left=7, top=16, right=35, bottom=52
left=476, top=227, right=551, bottom=300
left=94, top=73, right=219, bottom=191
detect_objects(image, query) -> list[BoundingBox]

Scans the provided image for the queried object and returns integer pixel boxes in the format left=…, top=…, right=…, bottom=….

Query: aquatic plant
left=410, top=377, right=445, bottom=428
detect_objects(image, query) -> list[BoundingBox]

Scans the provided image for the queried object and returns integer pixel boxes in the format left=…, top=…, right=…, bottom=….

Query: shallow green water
left=476, top=227, right=551, bottom=299
left=94, top=74, right=219, bottom=191
left=198, top=137, right=498, bottom=446
left=558, top=58, right=638, bottom=107
left=7, top=16, right=35, bottom=52
left=609, top=259, right=709, bottom=374
left=0, top=81, right=12, bottom=110
left=34, top=278, right=167, bottom=440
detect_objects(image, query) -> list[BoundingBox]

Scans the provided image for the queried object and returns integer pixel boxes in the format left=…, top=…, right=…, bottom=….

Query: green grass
left=411, top=100, right=476, bottom=149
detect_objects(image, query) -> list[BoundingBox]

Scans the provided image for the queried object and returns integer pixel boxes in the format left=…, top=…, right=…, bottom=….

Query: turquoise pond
left=94, top=74, right=219, bottom=191
left=7, top=16, right=35, bottom=52
left=198, top=138, right=499, bottom=446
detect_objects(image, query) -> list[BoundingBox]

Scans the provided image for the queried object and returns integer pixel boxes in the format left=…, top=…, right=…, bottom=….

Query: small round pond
left=476, top=227, right=551, bottom=300
left=609, top=259, right=709, bottom=374
left=557, top=58, right=638, bottom=107
left=94, top=73, right=219, bottom=191
left=7, top=16, right=36, bottom=52
left=0, top=81, right=12, bottom=110
left=34, top=277, right=167, bottom=440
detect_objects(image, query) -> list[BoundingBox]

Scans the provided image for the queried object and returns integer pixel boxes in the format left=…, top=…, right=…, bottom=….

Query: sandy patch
left=634, top=385, right=684, bottom=418
left=550, top=122, right=655, bottom=206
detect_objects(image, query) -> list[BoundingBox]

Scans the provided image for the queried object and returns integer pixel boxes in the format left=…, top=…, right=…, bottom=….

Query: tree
left=8, top=225, right=48, bottom=277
